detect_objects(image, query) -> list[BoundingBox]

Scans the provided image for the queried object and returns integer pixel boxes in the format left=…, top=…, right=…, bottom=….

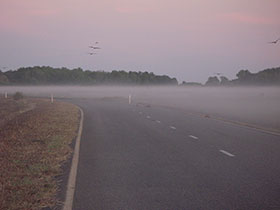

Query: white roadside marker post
left=4, top=92, right=7, bottom=99
left=51, top=94, right=54, bottom=103
left=128, top=94, right=132, bottom=104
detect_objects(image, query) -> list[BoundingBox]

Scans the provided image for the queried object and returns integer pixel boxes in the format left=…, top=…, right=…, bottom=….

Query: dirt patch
left=0, top=98, right=80, bottom=210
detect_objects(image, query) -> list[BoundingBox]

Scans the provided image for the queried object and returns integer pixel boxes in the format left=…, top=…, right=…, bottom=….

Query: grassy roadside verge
left=0, top=98, right=80, bottom=210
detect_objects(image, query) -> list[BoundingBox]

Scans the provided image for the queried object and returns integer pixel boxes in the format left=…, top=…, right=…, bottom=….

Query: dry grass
left=0, top=97, right=35, bottom=127
left=0, top=98, right=80, bottom=210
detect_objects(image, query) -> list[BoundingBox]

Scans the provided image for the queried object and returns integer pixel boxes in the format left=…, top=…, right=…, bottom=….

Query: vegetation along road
left=0, top=95, right=80, bottom=210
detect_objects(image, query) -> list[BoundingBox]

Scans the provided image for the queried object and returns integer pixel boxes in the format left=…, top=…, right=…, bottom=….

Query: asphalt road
left=68, top=97, right=280, bottom=210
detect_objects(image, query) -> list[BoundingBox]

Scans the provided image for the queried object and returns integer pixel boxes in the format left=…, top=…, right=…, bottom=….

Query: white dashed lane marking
left=136, top=110, right=235, bottom=158
left=189, top=135, right=198, bottom=140
left=219, top=150, right=235, bottom=157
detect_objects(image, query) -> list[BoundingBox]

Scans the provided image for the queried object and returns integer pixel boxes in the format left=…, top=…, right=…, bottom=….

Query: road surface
left=67, top=97, right=280, bottom=210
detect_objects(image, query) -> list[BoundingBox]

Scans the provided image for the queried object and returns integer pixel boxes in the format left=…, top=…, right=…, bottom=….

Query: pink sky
left=0, top=0, right=279, bottom=82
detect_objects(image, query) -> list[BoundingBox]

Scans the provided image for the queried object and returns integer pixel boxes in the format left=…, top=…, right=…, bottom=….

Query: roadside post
left=51, top=94, right=54, bottom=103
left=129, top=94, right=132, bottom=104
left=5, top=92, right=7, bottom=99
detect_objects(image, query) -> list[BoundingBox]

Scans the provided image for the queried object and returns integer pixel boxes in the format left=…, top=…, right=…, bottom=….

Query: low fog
left=1, top=86, right=280, bottom=132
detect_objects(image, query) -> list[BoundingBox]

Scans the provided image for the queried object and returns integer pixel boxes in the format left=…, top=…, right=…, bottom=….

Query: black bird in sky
left=89, top=46, right=101, bottom=49
left=268, top=38, right=280, bottom=44
left=87, top=52, right=97, bottom=55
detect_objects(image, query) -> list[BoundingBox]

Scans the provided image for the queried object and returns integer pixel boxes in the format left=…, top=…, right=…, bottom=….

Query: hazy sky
left=0, top=0, right=279, bottom=82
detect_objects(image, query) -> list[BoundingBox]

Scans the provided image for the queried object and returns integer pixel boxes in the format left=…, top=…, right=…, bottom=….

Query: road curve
left=66, top=97, right=280, bottom=210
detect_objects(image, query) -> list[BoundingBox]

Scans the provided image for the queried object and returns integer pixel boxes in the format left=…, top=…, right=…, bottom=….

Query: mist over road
left=2, top=86, right=280, bottom=132
left=66, top=96, right=280, bottom=210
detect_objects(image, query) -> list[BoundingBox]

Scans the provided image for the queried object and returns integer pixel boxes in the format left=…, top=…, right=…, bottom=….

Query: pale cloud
left=113, top=0, right=157, bottom=14
left=218, top=12, right=277, bottom=25
left=27, top=9, right=59, bottom=17
left=115, top=6, right=151, bottom=14
left=0, top=1, right=60, bottom=34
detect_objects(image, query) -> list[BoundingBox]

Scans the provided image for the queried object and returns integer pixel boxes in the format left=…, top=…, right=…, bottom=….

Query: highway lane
left=67, top=97, right=280, bottom=210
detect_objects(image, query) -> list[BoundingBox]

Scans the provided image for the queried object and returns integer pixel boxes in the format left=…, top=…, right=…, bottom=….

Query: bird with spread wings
left=268, top=38, right=280, bottom=44
left=87, top=41, right=101, bottom=55
left=87, top=52, right=97, bottom=55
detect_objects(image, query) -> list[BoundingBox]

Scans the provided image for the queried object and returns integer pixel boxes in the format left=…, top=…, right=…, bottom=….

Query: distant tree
left=220, top=76, right=230, bottom=85
left=205, top=76, right=220, bottom=86
left=0, top=71, right=9, bottom=84
left=236, top=70, right=253, bottom=84
left=236, top=70, right=252, bottom=79
left=254, top=68, right=280, bottom=85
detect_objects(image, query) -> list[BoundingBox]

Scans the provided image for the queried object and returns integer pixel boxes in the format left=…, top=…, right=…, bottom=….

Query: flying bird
left=87, top=52, right=97, bottom=55
left=268, top=38, right=280, bottom=44
left=89, top=46, right=101, bottom=49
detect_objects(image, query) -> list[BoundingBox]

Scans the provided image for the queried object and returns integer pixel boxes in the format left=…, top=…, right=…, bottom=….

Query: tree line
left=1, top=66, right=280, bottom=86
left=202, top=67, right=280, bottom=86
left=0, top=66, right=178, bottom=85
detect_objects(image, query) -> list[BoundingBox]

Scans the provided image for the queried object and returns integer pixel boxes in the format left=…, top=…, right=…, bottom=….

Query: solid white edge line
left=219, top=150, right=235, bottom=157
left=63, top=107, right=84, bottom=210
left=189, top=135, right=198, bottom=139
